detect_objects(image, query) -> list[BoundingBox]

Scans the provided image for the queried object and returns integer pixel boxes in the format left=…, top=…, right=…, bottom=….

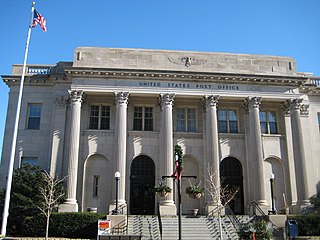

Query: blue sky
left=0, top=0, right=319, bottom=154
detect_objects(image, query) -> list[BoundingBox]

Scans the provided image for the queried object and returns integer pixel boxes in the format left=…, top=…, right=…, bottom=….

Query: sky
left=0, top=0, right=319, bottom=154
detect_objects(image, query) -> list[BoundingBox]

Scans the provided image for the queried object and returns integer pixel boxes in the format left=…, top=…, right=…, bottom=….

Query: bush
left=288, top=214, right=320, bottom=236
left=22, top=212, right=106, bottom=238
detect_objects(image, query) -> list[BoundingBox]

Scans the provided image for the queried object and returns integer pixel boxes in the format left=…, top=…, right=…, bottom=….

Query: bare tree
left=205, top=164, right=239, bottom=240
left=38, top=171, right=67, bottom=240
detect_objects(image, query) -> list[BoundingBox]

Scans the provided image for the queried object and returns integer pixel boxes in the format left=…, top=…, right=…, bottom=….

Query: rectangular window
left=21, top=157, right=38, bottom=166
left=176, top=108, right=196, bottom=132
left=260, top=111, right=278, bottom=134
left=218, top=109, right=238, bottom=133
left=133, top=107, right=154, bottom=131
left=27, top=104, right=42, bottom=129
left=89, top=105, right=110, bottom=130
left=93, top=175, right=99, bottom=197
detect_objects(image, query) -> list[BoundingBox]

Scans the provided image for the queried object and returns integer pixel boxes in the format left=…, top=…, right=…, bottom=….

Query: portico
left=1, top=47, right=319, bottom=215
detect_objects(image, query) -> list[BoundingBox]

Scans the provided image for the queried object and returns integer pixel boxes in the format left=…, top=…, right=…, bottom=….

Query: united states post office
left=1, top=47, right=319, bottom=215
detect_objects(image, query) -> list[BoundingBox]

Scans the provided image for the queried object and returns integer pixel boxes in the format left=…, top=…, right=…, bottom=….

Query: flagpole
left=1, top=2, right=36, bottom=237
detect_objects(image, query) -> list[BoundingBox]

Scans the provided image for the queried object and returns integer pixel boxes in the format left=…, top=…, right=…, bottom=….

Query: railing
left=310, top=78, right=320, bottom=87
left=225, top=205, right=243, bottom=231
left=248, top=202, right=283, bottom=238
left=107, top=204, right=128, bottom=235
left=157, top=202, right=163, bottom=240
left=27, top=66, right=51, bottom=75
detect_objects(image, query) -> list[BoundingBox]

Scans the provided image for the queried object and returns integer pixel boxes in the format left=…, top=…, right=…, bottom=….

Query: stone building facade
left=1, top=47, right=319, bottom=215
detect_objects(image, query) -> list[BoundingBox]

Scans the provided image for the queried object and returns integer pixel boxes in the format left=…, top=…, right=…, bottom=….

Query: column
left=59, top=90, right=83, bottom=212
left=202, top=95, right=221, bottom=213
left=286, top=99, right=310, bottom=207
left=49, top=95, right=69, bottom=177
left=281, top=103, right=298, bottom=211
left=114, top=92, right=129, bottom=207
left=158, top=93, right=176, bottom=215
left=243, top=97, right=268, bottom=208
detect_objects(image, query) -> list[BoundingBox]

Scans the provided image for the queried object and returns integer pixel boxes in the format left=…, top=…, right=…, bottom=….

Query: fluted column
left=114, top=92, right=129, bottom=205
left=243, top=97, right=267, bottom=207
left=281, top=103, right=298, bottom=210
left=158, top=93, right=176, bottom=215
left=59, top=90, right=83, bottom=212
left=202, top=95, right=220, bottom=207
left=285, top=99, right=310, bottom=207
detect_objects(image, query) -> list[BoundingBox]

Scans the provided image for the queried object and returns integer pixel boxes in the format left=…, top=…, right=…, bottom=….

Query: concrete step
left=127, top=215, right=240, bottom=240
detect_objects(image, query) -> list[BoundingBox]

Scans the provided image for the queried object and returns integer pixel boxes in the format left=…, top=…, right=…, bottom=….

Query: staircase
left=127, top=215, right=241, bottom=240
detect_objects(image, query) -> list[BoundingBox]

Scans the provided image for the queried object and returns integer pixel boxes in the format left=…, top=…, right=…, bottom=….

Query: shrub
left=288, top=214, right=320, bottom=236
left=22, top=212, right=106, bottom=238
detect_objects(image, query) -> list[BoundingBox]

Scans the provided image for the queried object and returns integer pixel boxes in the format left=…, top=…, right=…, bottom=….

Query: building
left=1, top=47, right=319, bottom=215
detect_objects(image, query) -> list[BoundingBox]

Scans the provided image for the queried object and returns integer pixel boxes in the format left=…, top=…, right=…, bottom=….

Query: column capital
left=55, top=96, right=69, bottom=108
left=115, top=92, right=130, bottom=105
left=243, top=96, right=262, bottom=113
left=158, top=93, right=175, bottom=110
left=202, top=95, right=219, bottom=111
left=68, top=90, right=84, bottom=103
left=284, top=98, right=309, bottom=116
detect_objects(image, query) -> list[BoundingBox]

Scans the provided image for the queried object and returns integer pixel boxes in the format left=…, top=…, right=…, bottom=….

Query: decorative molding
left=285, top=98, right=309, bottom=116
left=281, top=101, right=291, bottom=117
left=168, top=57, right=207, bottom=67
left=55, top=96, right=69, bottom=108
left=158, top=93, right=175, bottom=110
left=114, top=91, right=129, bottom=105
left=202, top=95, right=219, bottom=111
left=68, top=90, right=84, bottom=103
left=242, top=96, right=262, bottom=113
left=300, top=104, right=309, bottom=116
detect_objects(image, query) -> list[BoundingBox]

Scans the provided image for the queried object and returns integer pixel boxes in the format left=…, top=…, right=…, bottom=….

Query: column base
left=59, top=199, right=78, bottom=212
left=159, top=204, right=177, bottom=216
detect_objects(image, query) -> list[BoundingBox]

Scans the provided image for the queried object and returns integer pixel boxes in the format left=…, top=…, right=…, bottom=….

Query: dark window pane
left=176, top=108, right=186, bottom=132
left=134, top=107, right=143, bottom=131
left=100, top=106, right=110, bottom=130
left=27, top=104, right=42, bottom=130
left=260, top=122, right=268, bottom=134
left=89, top=106, right=99, bottom=129
left=144, top=107, right=153, bottom=131
left=187, top=109, right=196, bottom=132
left=218, top=121, right=228, bottom=133
left=269, top=122, right=278, bottom=134
left=229, top=121, right=238, bottom=133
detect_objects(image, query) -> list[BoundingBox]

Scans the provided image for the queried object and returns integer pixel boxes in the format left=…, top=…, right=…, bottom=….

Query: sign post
left=97, top=220, right=111, bottom=239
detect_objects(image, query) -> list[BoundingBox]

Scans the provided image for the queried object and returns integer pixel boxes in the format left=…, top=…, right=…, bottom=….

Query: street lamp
left=175, top=153, right=182, bottom=240
left=114, top=171, right=120, bottom=215
left=269, top=173, right=277, bottom=215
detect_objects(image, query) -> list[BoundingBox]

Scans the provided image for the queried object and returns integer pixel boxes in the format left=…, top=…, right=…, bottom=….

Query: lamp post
left=269, top=173, right=277, bottom=215
left=175, top=153, right=182, bottom=240
left=115, top=171, right=120, bottom=215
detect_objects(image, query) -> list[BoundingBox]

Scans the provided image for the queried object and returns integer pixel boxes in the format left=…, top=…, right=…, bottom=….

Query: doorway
left=220, top=157, right=244, bottom=215
left=130, top=155, right=155, bottom=214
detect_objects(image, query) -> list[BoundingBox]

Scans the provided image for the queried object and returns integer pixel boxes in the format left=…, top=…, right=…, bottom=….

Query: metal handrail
left=157, top=202, right=163, bottom=240
left=225, top=205, right=243, bottom=230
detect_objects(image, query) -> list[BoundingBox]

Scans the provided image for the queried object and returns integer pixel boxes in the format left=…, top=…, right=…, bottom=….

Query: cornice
left=65, top=67, right=307, bottom=87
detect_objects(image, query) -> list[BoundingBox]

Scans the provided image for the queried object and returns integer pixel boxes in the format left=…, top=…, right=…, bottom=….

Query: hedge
left=19, top=212, right=105, bottom=238
left=287, top=214, right=320, bottom=236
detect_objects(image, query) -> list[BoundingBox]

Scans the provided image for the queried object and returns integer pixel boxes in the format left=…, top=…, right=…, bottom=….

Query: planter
left=188, top=193, right=202, bottom=199
left=189, top=208, right=198, bottom=216
left=157, top=191, right=169, bottom=197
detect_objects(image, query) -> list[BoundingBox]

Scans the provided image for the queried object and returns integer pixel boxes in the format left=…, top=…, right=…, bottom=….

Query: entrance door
left=130, top=155, right=155, bottom=214
left=220, top=157, right=244, bottom=215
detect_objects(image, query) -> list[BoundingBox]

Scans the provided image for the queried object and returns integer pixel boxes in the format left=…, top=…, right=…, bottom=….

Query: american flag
left=33, top=9, right=47, bottom=32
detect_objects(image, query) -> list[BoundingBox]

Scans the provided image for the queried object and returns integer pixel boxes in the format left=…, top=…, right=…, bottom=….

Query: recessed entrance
left=130, top=155, right=155, bottom=214
left=220, top=157, right=244, bottom=215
